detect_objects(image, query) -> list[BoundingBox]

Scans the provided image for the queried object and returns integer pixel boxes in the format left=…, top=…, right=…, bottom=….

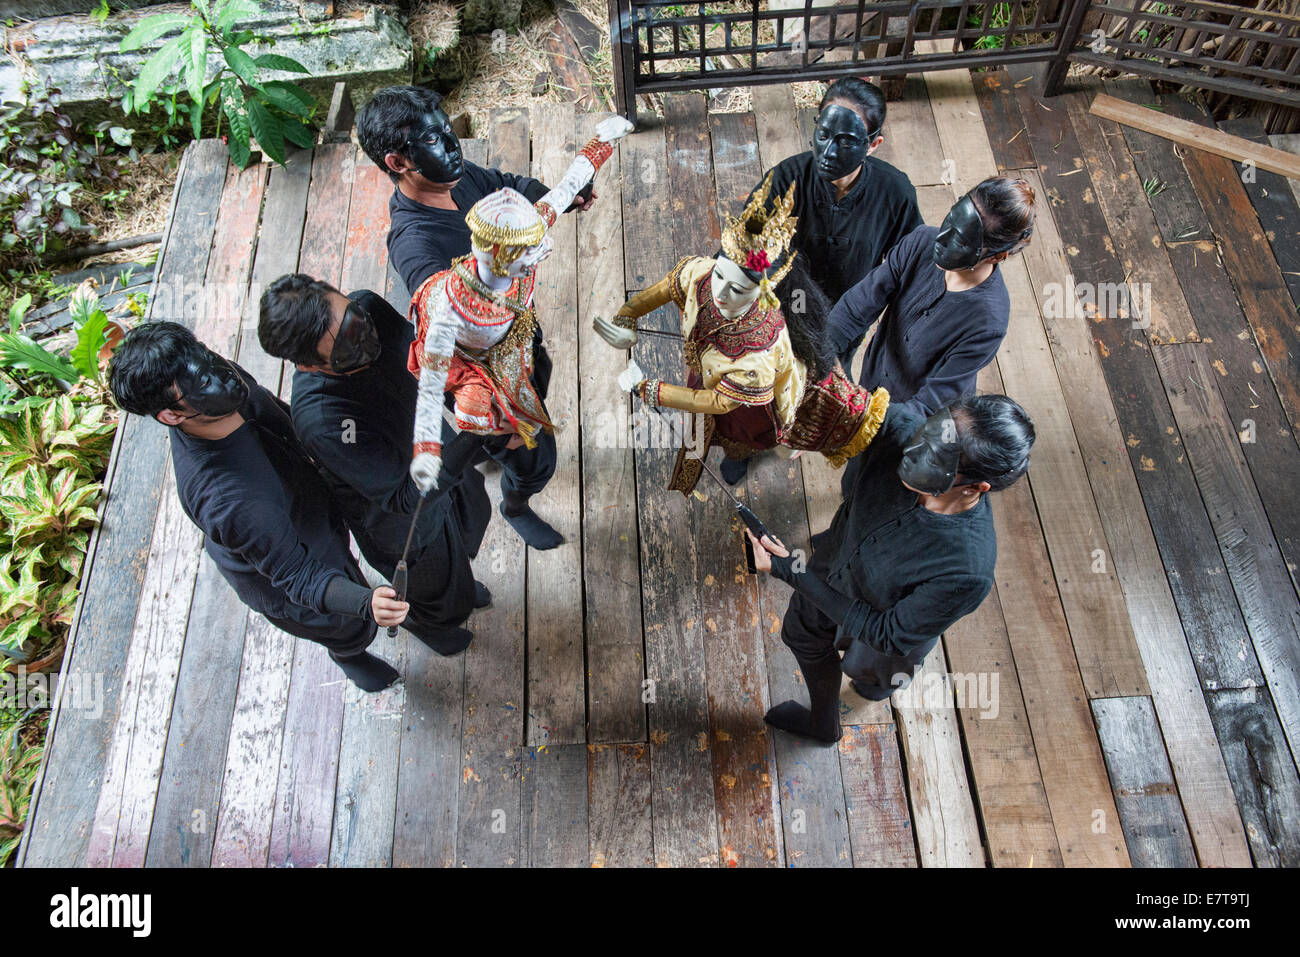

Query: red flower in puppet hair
left=744, top=249, right=771, bottom=272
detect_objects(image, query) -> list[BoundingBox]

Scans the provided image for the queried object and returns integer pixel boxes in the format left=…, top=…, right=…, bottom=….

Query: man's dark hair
left=107, top=320, right=194, bottom=417
left=258, top=273, right=338, bottom=366
left=950, top=394, right=1035, bottom=491
left=356, top=85, right=445, bottom=183
left=819, top=77, right=887, bottom=137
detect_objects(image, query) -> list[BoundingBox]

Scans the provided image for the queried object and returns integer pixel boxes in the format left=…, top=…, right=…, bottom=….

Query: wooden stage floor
left=20, top=67, right=1300, bottom=868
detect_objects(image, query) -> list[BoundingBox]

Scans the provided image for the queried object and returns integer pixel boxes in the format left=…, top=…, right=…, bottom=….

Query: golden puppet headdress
left=720, top=173, right=798, bottom=309
left=466, top=188, right=548, bottom=277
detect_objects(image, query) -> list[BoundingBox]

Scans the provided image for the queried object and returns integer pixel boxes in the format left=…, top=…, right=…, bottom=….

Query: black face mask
left=328, top=302, right=382, bottom=374
left=898, top=410, right=963, bottom=495
left=404, top=107, right=463, bottom=185
left=175, top=349, right=248, bottom=418
left=811, top=104, right=874, bottom=182
left=932, top=195, right=988, bottom=271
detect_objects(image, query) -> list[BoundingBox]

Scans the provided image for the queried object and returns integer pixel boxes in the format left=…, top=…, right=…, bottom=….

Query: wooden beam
left=1089, top=93, right=1300, bottom=179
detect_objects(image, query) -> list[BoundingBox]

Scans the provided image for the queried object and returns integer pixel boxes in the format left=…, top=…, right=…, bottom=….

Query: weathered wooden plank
left=926, top=63, right=1149, bottom=700
left=619, top=126, right=676, bottom=296
left=576, top=111, right=646, bottom=745
left=978, top=351, right=1129, bottom=866
left=521, top=744, right=589, bottom=867
left=874, top=75, right=947, bottom=188
left=1013, top=162, right=1250, bottom=866
left=1220, top=117, right=1300, bottom=315
left=327, top=158, right=406, bottom=868
left=392, top=631, right=464, bottom=868
left=1162, top=97, right=1300, bottom=436
left=1088, top=93, right=1300, bottom=178
left=85, top=463, right=203, bottom=868
left=90, top=157, right=266, bottom=868
left=588, top=744, right=654, bottom=867
left=1003, top=65, right=1263, bottom=697
left=1205, top=687, right=1300, bottom=867
left=148, top=151, right=307, bottom=868
left=837, top=724, right=917, bottom=867
left=971, top=68, right=1035, bottom=173
left=1063, top=96, right=1199, bottom=344
left=22, top=139, right=228, bottom=868
left=1108, top=83, right=1300, bottom=599
left=264, top=144, right=357, bottom=870
left=894, top=648, right=984, bottom=867
left=1092, top=696, right=1197, bottom=868
left=944, top=584, right=1063, bottom=867
left=455, top=110, right=531, bottom=868
left=526, top=102, right=585, bottom=746
left=210, top=613, right=295, bottom=867
left=1268, top=133, right=1300, bottom=207
left=1150, top=343, right=1300, bottom=770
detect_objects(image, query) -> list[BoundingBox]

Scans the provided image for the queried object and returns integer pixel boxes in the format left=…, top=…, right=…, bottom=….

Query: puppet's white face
left=711, top=257, right=761, bottom=318
left=473, top=234, right=553, bottom=280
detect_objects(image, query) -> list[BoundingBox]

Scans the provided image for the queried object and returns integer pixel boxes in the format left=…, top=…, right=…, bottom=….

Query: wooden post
left=1042, top=0, right=1091, bottom=97
left=609, top=0, right=638, bottom=123
left=323, top=81, right=355, bottom=144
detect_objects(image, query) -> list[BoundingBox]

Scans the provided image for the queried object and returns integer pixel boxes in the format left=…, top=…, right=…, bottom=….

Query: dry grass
left=65, top=151, right=177, bottom=270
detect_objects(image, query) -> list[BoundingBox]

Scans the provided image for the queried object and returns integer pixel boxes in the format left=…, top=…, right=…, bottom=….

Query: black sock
left=500, top=496, right=564, bottom=550
left=474, top=580, right=492, bottom=608
left=412, top=625, right=475, bottom=657
left=331, top=650, right=400, bottom=693
left=764, top=654, right=842, bottom=744
left=720, top=456, right=749, bottom=485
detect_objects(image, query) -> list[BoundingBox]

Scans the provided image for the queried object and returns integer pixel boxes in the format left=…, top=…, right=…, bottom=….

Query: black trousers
left=354, top=467, right=492, bottom=641
left=780, top=588, right=935, bottom=700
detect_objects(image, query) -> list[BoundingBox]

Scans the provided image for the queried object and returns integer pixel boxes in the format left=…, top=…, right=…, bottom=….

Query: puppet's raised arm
left=410, top=283, right=459, bottom=493
left=532, top=117, right=633, bottom=227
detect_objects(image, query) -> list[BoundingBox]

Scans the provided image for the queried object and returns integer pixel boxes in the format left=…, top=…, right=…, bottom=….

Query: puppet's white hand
left=617, top=358, right=646, bottom=393
left=410, top=452, right=443, bottom=494
left=593, top=314, right=637, bottom=349
left=596, top=116, right=635, bottom=143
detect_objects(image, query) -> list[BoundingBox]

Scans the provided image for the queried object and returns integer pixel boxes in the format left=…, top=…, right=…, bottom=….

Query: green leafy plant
left=120, top=0, right=318, bottom=167
left=0, top=707, right=45, bottom=866
left=0, top=279, right=123, bottom=404
left=0, top=86, right=135, bottom=266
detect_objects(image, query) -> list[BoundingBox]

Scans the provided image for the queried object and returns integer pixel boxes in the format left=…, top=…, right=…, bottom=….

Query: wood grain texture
left=526, top=102, right=585, bottom=746
left=944, top=584, right=1063, bottom=867
left=521, top=744, right=589, bottom=867
left=1013, top=163, right=1249, bottom=866
left=576, top=112, right=647, bottom=744
left=838, top=724, right=917, bottom=867
left=971, top=69, right=1035, bottom=172
left=1092, top=696, right=1197, bottom=868
left=588, top=744, right=654, bottom=867
left=894, top=649, right=984, bottom=867
left=264, top=144, right=356, bottom=870
left=1089, top=93, right=1300, bottom=178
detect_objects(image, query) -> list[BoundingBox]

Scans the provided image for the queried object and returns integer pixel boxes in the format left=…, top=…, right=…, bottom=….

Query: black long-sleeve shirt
left=387, top=160, right=548, bottom=299
left=289, top=291, right=482, bottom=564
left=169, top=367, right=373, bottom=622
left=749, top=151, right=923, bottom=304
left=829, top=225, right=1010, bottom=419
left=771, top=404, right=996, bottom=666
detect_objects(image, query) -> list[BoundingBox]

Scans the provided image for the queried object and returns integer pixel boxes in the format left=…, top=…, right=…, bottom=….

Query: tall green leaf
left=0, top=335, right=78, bottom=384
left=223, top=46, right=261, bottom=90
left=247, top=99, right=285, bottom=166
left=253, top=53, right=311, bottom=74
left=185, top=27, right=209, bottom=106
left=118, top=12, right=192, bottom=53
left=260, top=81, right=313, bottom=118
left=68, top=313, right=109, bottom=382
left=221, top=81, right=252, bottom=169
left=132, top=33, right=187, bottom=113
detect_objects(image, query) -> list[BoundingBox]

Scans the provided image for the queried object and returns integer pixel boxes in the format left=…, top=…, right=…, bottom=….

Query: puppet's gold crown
left=720, top=172, right=797, bottom=265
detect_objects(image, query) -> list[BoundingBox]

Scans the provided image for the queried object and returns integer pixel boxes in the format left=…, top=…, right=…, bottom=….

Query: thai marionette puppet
left=593, top=172, right=890, bottom=495
left=407, top=116, right=634, bottom=492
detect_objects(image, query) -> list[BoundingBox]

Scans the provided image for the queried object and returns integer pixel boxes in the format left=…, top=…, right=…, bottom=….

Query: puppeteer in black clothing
left=288, top=290, right=493, bottom=655
left=829, top=224, right=1010, bottom=420
left=750, top=394, right=1035, bottom=745
left=168, top=366, right=380, bottom=656
left=752, top=151, right=923, bottom=305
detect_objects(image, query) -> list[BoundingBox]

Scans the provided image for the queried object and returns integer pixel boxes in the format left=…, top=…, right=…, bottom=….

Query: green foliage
left=120, top=0, right=318, bottom=167
left=0, top=707, right=46, bottom=866
left=0, top=86, right=136, bottom=267
left=0, top=279, right=120, bottom=399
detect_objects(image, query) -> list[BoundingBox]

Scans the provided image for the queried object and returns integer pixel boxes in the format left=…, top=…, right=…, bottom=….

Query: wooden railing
left=608, top=0, right=1300, bottom=118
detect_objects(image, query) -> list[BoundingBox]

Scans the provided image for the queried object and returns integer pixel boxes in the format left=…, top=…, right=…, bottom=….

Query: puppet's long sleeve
left=533, top=119, right=631, bottom=226
left=411, top=281, right=458, bottom=487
